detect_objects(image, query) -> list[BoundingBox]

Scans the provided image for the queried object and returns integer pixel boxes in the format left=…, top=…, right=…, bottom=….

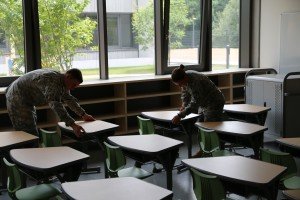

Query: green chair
left=198, top=127, right=236, bottom=157
left=137, top=116, right=155, bottom=135
left=190, top=168, right=229, bottom=200
left=103, top=142, right=153, bottom=179
left=3, top=158, right=61, bottom=200
left=40, top=129, right=62, bottom=147
left=260, top=148, right=300, bottom=189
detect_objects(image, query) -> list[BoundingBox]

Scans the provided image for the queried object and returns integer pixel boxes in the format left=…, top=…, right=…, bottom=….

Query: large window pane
left=0, top=0, right=25, bottom=77
left=168, top=0, right=200, bottom=67
left=212, top=0, right=239, bottom=70
left=107, top=0, right=155, bottom=77
left=38, top=0, right=99, bottom=80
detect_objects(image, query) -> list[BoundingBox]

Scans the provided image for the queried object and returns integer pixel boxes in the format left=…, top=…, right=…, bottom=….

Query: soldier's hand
left=172, top=115, right=181, bottom=125
left=82, top=113, right=95, bottom=122
left=71, top=123, right=86, bottom=137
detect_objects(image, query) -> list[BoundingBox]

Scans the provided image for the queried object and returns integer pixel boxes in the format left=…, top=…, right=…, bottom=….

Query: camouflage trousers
left=6, top=96, right=39, bottom=136
left=200, top=99, right=225, bottom=122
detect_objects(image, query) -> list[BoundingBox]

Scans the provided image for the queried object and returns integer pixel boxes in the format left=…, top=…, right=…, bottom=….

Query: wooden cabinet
left=0, top=68, right=248, bottom=135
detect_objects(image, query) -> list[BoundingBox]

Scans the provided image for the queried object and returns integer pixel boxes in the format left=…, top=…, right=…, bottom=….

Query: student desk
left=10, top=146, right=89, bottom=183
left=283, top=189, right=300, bottom=200
left=195, top=121, right=268, bottom=158
left=62, top=177, right=173, bottom=200
left=0, top=131, right=38, bottom=192
left=108, top=134, right=183, bottom=190
left=58, top=120, right=119, bottom=177
left=182, top=156, right=286, bottom=200
left=223, top=104, right=271, bottom=125
left=276, top=137, right=300, bottom=150
left=141, top=110, right=198, bottom=158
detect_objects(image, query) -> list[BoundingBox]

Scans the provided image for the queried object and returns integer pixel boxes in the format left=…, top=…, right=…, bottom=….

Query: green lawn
left=81, top=65, right=155, bottom=76
left=81, top=64, right=238, bottom=76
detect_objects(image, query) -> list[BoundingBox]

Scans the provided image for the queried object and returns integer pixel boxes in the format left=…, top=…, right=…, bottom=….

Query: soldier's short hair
left=66, top=68, right=83, bottom=83
left=171, top=64, right=186, bottom=82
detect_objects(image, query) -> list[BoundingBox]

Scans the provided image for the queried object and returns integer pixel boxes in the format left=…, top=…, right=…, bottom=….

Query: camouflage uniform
left=178, top=70, right=225, bottom=122
left=5, top=69, right=85, bottom=136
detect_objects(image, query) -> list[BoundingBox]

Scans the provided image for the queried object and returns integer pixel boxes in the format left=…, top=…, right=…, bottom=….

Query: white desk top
left=142, top=110, right=198, bottom=122
left=182, top=156, right=286, bottom=185
left=224, top=104, right=271, bottom=114
left=58, top=120, right=119, bottom=134
left=195, top=121, right=267, bottom=135
left=62, top=177, right=173, bottom=200
left=108, top=134, right=183, bottom=154
left=276, top=137, right=300, bottom=150
left=10, top=147, right=89, bottom=171
left=0, top=131, right=38, bottom=149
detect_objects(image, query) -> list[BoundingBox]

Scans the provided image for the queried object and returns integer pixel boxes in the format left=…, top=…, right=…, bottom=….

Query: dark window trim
left=98, top=0, right=108, bottom=79
left=159, top=0, right=210, bottom=75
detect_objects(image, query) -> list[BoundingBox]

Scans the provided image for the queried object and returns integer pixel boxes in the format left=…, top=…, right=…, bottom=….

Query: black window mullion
left=97, top=0, right=108, bottom=79
left=23, top=0, right=41, bottom=72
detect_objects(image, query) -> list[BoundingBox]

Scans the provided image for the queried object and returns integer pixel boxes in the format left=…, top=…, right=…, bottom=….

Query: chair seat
left=16, top=184, right=61, bottom=200
left=212, top=150, right=236, bottom=157
left=283, top=176, right=300, bottom=189
left=118, top=167, right=153, bottom=179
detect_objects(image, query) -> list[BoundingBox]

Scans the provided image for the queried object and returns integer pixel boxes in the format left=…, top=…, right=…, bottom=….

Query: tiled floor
left=1, top=133, right=299, bottom=200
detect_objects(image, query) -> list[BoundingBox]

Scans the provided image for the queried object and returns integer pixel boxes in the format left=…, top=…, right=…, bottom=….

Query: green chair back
left=198, top=127, right=220, bottom=154
left=190, top=168, right=226, bottom=200
left=260, top=148, right=297, bottom=180
left=103, top=142, right=126, bottom=176
left=3, top=158, right=62, bottom=200
left=3, top=158, right=23, bottom=198
left=40, top=129, right=62, bottom=147
left=137, top=116, right=155, bottom=135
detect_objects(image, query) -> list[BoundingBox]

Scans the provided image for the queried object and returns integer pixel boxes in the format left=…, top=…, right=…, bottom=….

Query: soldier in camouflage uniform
left=6, top=68, right=95, bottom=137
left=171, top=65, right=225, bottom=157
left=171, top=64, right=225, bottom=124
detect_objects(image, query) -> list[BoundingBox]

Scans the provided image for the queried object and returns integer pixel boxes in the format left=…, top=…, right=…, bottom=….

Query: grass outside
left=80, top=64, right=238, bottom=77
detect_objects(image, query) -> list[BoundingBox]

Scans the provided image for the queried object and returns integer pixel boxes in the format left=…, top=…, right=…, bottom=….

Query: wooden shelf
left=0, top=69, right=249, bottom=134
left=127, top=91, right=180, bottom=100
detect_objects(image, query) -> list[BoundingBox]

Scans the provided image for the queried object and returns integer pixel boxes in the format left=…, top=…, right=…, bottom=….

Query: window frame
left=0, top=0, right=252, bottom=86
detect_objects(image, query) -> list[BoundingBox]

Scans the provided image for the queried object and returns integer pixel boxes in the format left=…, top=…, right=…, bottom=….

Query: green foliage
left=132, top=0, right=190, bottom=50
left=212, top=0, right=229, bottom=25
left=38, top=0, right=96, bottom=71
left=212, top=0, right=239, bottom=48
left=0, top=0, right=24, bottom=74
left=0, top=0, right=96, bottom=74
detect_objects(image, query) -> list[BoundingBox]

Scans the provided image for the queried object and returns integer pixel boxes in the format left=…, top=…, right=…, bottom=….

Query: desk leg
left=263, top=182, right=279, bottom=200
left=249, top=132, right=264, bottom=159
left=157, top=149, right=178, bottom=190
left=0, top=155, right=6, bottom=193
left=180, top=122, right=194, bottom=158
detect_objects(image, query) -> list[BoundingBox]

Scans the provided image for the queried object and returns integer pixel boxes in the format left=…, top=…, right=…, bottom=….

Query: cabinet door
left=263, top=81, right=282, bottom=137
left=246, top=79, right=264, bottom=105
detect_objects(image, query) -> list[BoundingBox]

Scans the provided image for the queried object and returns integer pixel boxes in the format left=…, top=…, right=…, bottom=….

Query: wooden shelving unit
left=0, top=68, right=249, bottom=134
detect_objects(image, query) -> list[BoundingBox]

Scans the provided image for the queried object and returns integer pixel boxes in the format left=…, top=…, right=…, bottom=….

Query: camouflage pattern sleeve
left=61, top=92, right=86, bottom=117
left=181, top=87, right=191, bottom=107
left=49, top=101, right=75, bottom=126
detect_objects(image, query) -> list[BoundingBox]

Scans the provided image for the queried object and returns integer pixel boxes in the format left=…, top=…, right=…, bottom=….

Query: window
left=0, top=1, right=25, bottom=77
left=168, top=0, right=201, bottom=67
left=38, top=0, right=99, bottom=80
left=212, top=0, right=239, bottom=70
left=0, top=0, right=249, bottom=86
left=107, top=0, right=155, bottom=77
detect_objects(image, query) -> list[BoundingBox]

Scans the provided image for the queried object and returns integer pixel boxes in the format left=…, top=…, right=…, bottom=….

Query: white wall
left=260, top=0, right=300, bottom=70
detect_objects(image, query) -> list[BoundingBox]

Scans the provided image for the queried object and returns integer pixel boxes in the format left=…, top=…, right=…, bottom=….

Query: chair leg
left=152, top=163, right=163, bottom=173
